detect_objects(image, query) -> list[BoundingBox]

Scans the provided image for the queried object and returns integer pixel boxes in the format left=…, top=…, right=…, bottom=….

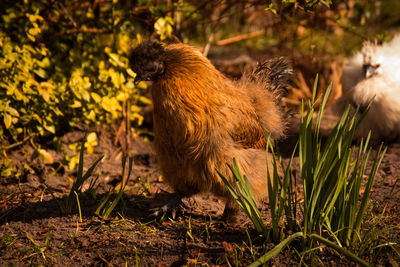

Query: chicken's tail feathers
left=251, top=57, right=294, bottom=97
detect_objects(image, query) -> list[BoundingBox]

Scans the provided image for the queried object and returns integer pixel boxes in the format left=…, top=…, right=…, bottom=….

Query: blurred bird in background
left=333, top=34, right=400, bottom=141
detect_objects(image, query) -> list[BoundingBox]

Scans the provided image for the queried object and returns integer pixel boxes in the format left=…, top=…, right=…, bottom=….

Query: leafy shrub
left=0, top=1, right=161, bottom=175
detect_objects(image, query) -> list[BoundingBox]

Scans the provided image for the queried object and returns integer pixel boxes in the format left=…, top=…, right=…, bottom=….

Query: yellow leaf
left=86, top=132, right=98, bottom=146
left=37, top=46, right=48, bottom=56
left=131, top=113, right=144, bottom=126
left=107, top=51, right=126, bottom=68
left=40, top=90, right=50, bottom=103
left=27, top=34, right=36, bottom=42
left=7, top=107, right=19, bottom=117
left=91, top=92, right=101, bottom=103
left=108, top=68, right=115, bottom=77
left=38, top=149, right=53, bottom=164
left=87, top=110, right=96, bottom=121
left=27, top=12, right=43, bottom=22
left=86, top=145, right=94, bottom=155
left=131, top=105, right=141, bottom=113
left=154, top=17, right=174, bottom=41
left=34, top=68, right=46, bottom=78
left=84, top=133, right=97, bottom=155
left=4, top=113, right=12, bottom=128
left=28, top=27, right=41, bottom=36
left=38, top=57, right=50, bottom=68
left=99, top=61, right=105, bottom=70
left=68, top=156, right=79, bottom=171
left=111, top=71, right=122, bottom=88
left=71, top=100, right=82, bottom=108
left=40, top=82, right=55, bottom=89
left=101, top=96, right=121, bottom=113
left=118, top=34, right=131, bottom=54
left=138, top=96, right=152, bottom=105
left=83, top=77, right=91, bottom=90
left=43, top=122, right=56, bottom=134
left=116, top=91, right=128, bottom=101
left=1, top=168, right=14, bottom=177
left=69, top=143, right=80, bottom=152
left=137, top=81, right=147, bottom=89
left=81, top=90, right=90, bottom=102
left=127, top=68, right=136, bottom=78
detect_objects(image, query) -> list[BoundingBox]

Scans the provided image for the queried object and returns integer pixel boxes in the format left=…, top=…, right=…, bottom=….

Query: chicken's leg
left=150, top=193, right=188, bottom=219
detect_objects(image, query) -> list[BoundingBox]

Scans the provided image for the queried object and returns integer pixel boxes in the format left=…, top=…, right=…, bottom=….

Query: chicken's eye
left=363, top=63, right=381, bottom=78
left=144, top=62, right=158, bottom=73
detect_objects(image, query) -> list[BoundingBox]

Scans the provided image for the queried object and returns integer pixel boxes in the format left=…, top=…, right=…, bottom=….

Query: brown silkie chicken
left=129, top=40, right=293, bottom=222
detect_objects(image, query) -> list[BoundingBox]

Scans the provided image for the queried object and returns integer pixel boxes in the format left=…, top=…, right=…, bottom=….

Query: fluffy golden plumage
left=129, top=41, right=292, bottom=220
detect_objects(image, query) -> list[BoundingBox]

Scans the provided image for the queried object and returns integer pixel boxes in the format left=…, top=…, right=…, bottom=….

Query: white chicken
left=334, top=34, right=400, bottom=141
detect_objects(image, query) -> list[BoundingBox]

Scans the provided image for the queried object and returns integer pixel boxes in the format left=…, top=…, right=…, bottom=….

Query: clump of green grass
left=46, top=136, right=134, bottom=221
left=47, top=137, right=104, bottom=215
left=95, top=156, right=133, bottom=219
left=265, top=134, right=298, bottom=243
left=298, top=78, right=386, bottom=248
left=218, top=159, right=267, bottom=237
left=219, top=76, right=387, bottom=266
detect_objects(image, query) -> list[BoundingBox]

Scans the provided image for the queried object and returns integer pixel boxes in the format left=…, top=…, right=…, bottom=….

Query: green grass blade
left=101, top=157, right=134, bottom=219
left=248, top=232, right=303, bottom=267
left=81, top=155, right=105, bottom=183
left=310, top=234, right=370, bottom=267
left=353, top=145, right=387, bottom=241
left=74, top=191, right=82, bottom=223
left=94, top=190, right=113, bottom=216
left=217, top=160, right=266, bottom=235
left=315, top=82, right=332, bottom=137
left=77, top=137, right=85, bottom=182
left=311, top=74, right=318, bottom=104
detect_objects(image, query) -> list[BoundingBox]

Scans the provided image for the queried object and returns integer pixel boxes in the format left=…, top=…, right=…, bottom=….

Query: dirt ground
left=1, top=115, right=400, bottom=266
left=1, top=53, right=400, bottom=266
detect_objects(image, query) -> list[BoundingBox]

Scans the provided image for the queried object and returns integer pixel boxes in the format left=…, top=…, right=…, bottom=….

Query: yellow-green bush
left=0, top=0, right=157, bottom=176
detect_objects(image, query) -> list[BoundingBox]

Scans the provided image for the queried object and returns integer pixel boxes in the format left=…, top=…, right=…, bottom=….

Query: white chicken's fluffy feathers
left=334, top=34, right=400, bottom=141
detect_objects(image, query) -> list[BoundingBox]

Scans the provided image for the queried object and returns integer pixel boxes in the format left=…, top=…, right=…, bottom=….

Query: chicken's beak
left=363, top=63, right=381, bottom=78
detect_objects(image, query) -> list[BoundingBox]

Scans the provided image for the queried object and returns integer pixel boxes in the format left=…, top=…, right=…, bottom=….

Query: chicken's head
left=129, top=40, right=166, bottom=84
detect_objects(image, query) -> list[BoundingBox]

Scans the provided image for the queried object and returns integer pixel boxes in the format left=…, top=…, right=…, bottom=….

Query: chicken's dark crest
left=129, top=41, right=166, bottom=83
